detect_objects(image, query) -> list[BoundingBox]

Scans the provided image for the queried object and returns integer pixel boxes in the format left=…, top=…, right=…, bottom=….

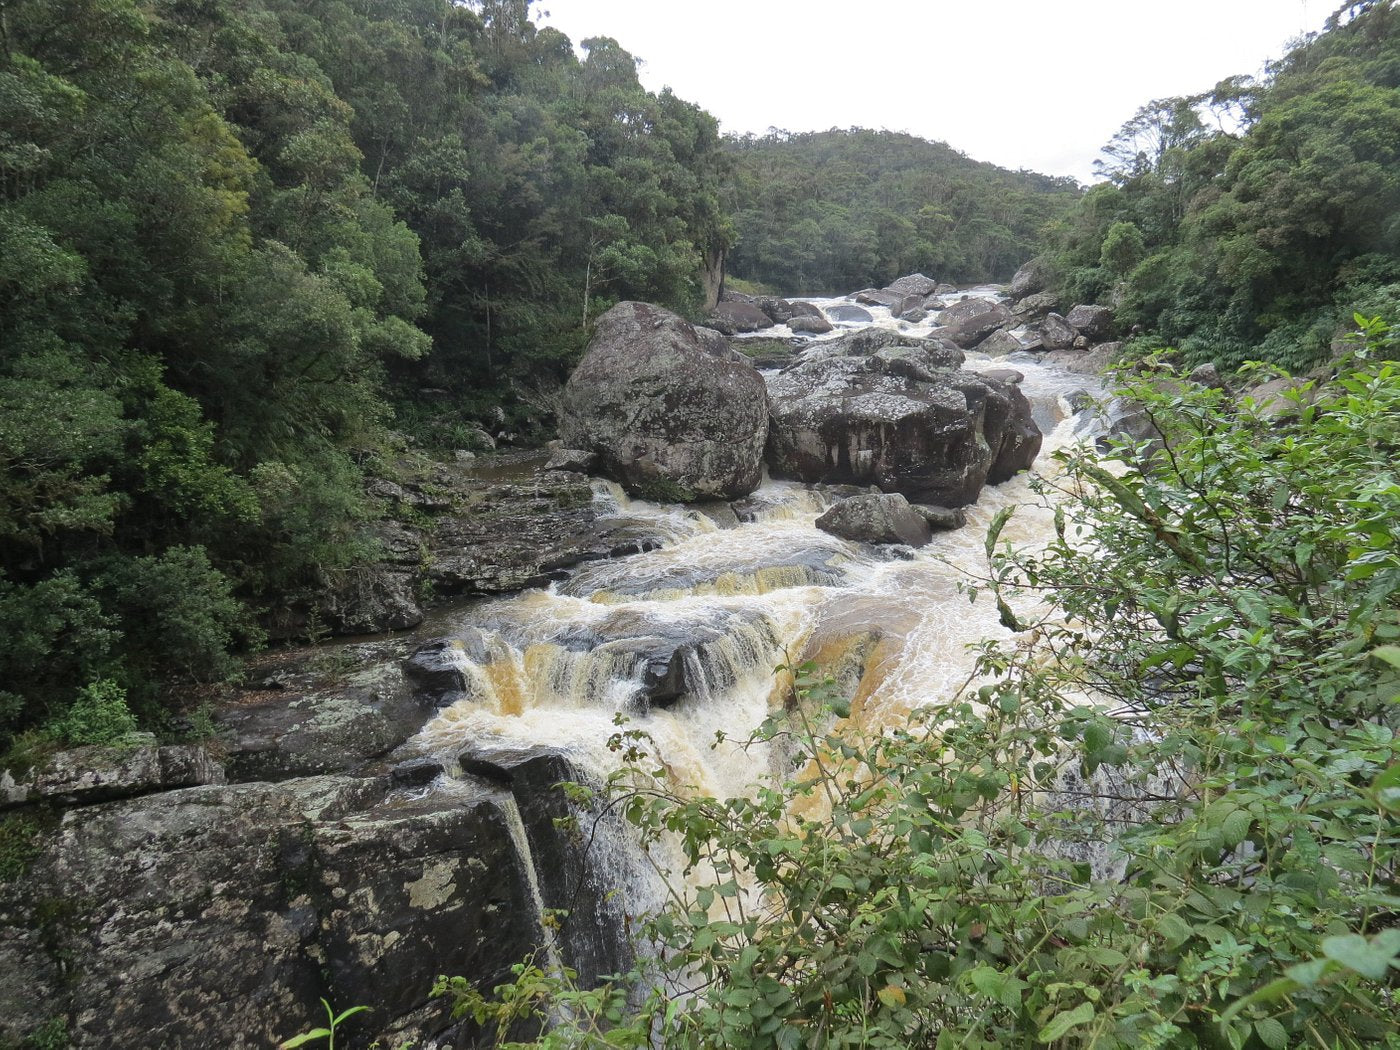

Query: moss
left=632, top=476, right=697, bottom=504
left=0, top=813, right=46, bottom=883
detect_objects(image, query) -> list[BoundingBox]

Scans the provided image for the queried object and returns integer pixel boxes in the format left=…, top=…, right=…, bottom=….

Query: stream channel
left=386, top=285, right=1105, bottom=982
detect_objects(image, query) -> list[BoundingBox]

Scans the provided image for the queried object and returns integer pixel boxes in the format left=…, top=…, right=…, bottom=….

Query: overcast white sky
left=533, top=0, right=1326, bottom=184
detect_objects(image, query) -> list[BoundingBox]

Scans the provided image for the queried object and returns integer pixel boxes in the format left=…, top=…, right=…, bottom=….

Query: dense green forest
left=1044, top=0, right=1400, bottom=369
left=0, top=0, right=735, bottom=751
left=722, top=129, right=1081, bottom=295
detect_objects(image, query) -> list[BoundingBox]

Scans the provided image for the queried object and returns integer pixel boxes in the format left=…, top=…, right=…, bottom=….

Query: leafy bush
left=447, top=337, right=1400, bottom=1048
left=48, top=679, right=138, bottom=747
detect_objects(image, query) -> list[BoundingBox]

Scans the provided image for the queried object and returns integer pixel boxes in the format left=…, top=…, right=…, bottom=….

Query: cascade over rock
left=765, top=351, right=1042, bottom=507
left=560, top=302, right=769, bottom=501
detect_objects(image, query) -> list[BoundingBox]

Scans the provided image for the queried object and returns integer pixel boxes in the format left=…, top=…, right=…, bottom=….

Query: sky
left=533, top=0, right=1327, bottom=184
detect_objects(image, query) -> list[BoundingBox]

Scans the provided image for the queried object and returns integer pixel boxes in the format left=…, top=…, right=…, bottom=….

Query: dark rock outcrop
left=707, top=300, right=774, bottom=334
left=1040, top=312, right=1076, bottom=351
left=0, top=775, right=546, bottom=1050
left=1008, top=258, right=1050, bottom=300
left=816, top=493, right=932, bottom=547
left=1065, top=304, right=1114, bottom=341
left=765, top=353, right=1042, bottom=507
left=560, top=302, right=769, bottom=502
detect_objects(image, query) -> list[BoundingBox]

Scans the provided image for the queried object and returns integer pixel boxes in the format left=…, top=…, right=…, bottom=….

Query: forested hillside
left=723, top=129, right=1081, bottom=295
left=1045, top=0, right=1400, bottom=369
left=0, top=0, right=731, bottom=751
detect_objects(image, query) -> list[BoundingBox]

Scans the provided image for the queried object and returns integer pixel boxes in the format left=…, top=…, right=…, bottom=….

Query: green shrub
left=48, top=679, right=137, bottom=747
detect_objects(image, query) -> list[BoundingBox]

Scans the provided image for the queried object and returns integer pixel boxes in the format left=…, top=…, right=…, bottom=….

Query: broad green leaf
left=280, top=1028, right=332, bottom=1048
left=1254, top=1017, right=1288, bottom=1049
left=1037, top=1000, right=1095, bottom=1042
left=1321, top=933, right=1398, bottom=979
left=877, top=985, right=907, bottom=1009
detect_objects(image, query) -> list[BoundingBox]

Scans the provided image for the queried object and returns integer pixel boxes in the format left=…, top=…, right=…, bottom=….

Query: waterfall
left=401, top=285, right=1107, bottom=984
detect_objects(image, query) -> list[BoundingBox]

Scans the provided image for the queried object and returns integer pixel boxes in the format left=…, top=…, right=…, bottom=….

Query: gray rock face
left=937, top=297, right=1006, bottom=327
left=707, top=300, right=774, bottom=334
left=2, top=739, right=225, bottom=810
left=884, top=273, right=939, bottom=298
left=788, top=313, right=834, bottom=335
left=0, top=775, right=546, bottom=1050
left=321, top=567, right=424, bottom=635
left=911, top=504, right=968, bottom=531
left=1013, top=290, right=1059, bottom=317
left=827, top=303, right=874, bottom=323
left=946, top=311, right=1012, bottom=349
left=808, top=327, right=965, bottom=371
left=765, top=354, right=1042, bottom=507
left=977, top=330, right=1024, bottom=358
left=1040, top=312, right=1076, bottom=351
left=545, top=447, right=596, bottom=472
left=816, top=493, right=932, bottom=547
left=1065, top=304, right=1114, bottom=341
left=560, top=302, right=769, bottom=501
left=756, top=297, right=795, bottom=325
left=1008, top=258, right=1050, bottom=300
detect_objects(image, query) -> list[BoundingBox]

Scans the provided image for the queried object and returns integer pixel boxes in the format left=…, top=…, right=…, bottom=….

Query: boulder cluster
left=558, top=293, right=1046, bottom=526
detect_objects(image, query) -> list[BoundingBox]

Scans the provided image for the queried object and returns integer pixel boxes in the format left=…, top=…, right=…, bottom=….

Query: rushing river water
left=401, top=286, right=1104, bottom=924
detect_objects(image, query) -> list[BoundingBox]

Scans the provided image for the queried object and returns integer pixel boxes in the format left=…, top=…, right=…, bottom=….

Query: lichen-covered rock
left=560, top=302, right=769, bottom=501
left=1040, top=312, right=1076, bottom=351
left=2, top=739, right=226, bottom=811
left=884, top=273, right=939, bottom=298
left=788, top=313, right=834, bottom=335
left=937, top=297, right=1006, bottom=327
left=1013, top=290, right=1059, bottom=317
left=816, top=493, right=932, bottom=547
left=976, top=330, right=1024, bottom=358
left=706, top=300, right=774, bottom=334
left=945, top=311, right=1012, bottom=349
left=1008, top=257, right=1050, bottom=299
left=765, top=354, right=1042, bottom=507
left=1065, top=304, right=1115, bottom=341
left=0, top=775, right=545, bottom=1050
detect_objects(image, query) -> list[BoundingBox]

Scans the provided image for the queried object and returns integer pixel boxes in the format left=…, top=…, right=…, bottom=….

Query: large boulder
left=1040, top=312, right=1076, bottom=351
left=756, top=297, right=795, bottom=325
left=1008, top=258, right=1050, bottom=300
left=765, top=354, right=1042, bottom=507
left=976, top=330, right=1024, bottom=358
left=827, top=303, right=874, bottom=323
left=560, top=302, right=769, bottom=501
left=937, top=297, right=1006, bottom=327
left=789, top=314, right=834, bottom=335
left=707, top=300, right=774, bottom=334
left=788, top=300, right=826, bottom=320
left=1065, top=304, right=1115, bottom=341
left=884, top=273, right=939, bottom=298
left=816, top=493, right=932, bottom=547
left=945, top=311, right=1012, bottom=350
left=1013, top=290, right=1059, bottom=318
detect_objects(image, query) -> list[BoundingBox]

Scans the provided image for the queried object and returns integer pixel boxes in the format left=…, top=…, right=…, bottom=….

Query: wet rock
left=809, top=327, right=964, bottom=370
left=816, top=493, right=932, bottom=547
left=788, top=313, right=834, bottom=335
left=854, top=288, right=904, bottom=309
left=545, top=448, right=596, bottom=472
left=404, top=632, right=491, bottom=707
left=788, top=300, right=825, bottom=320
left=1066, top=304, right=1115, bottom=341
left=1044, top=341, right=1120, bottom=375
left=911, top=504, right=968, bottom=531
left=884, top=273, right=939, bottom=298
left=1013, top=290, right=1059, bottom=318
left=945, top=311, right=1013, bottom=350
left=706, top=300, right=774, bottom=334
left=756, top=297, right=795, bottom=325
left=560, top=302, right=769, bottom=502
left=974, top=329, right=1023, bottom=358
left=898, top=306, right=928, bottom=323
left=765, top=356, right=1042, bottom=507
left=982, top=367, right=1025, bottom=385
left=933, top=282, right=958, bottom=295
left=827, top=303, right=874, bottom=323
left=1008, top=257, right=1050, bottom=300
left=937, top=297, right=1006, bottom=327
left=1040, top=312, right=1076, bottom=351
left=390, top=757, right=444, bottom=786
